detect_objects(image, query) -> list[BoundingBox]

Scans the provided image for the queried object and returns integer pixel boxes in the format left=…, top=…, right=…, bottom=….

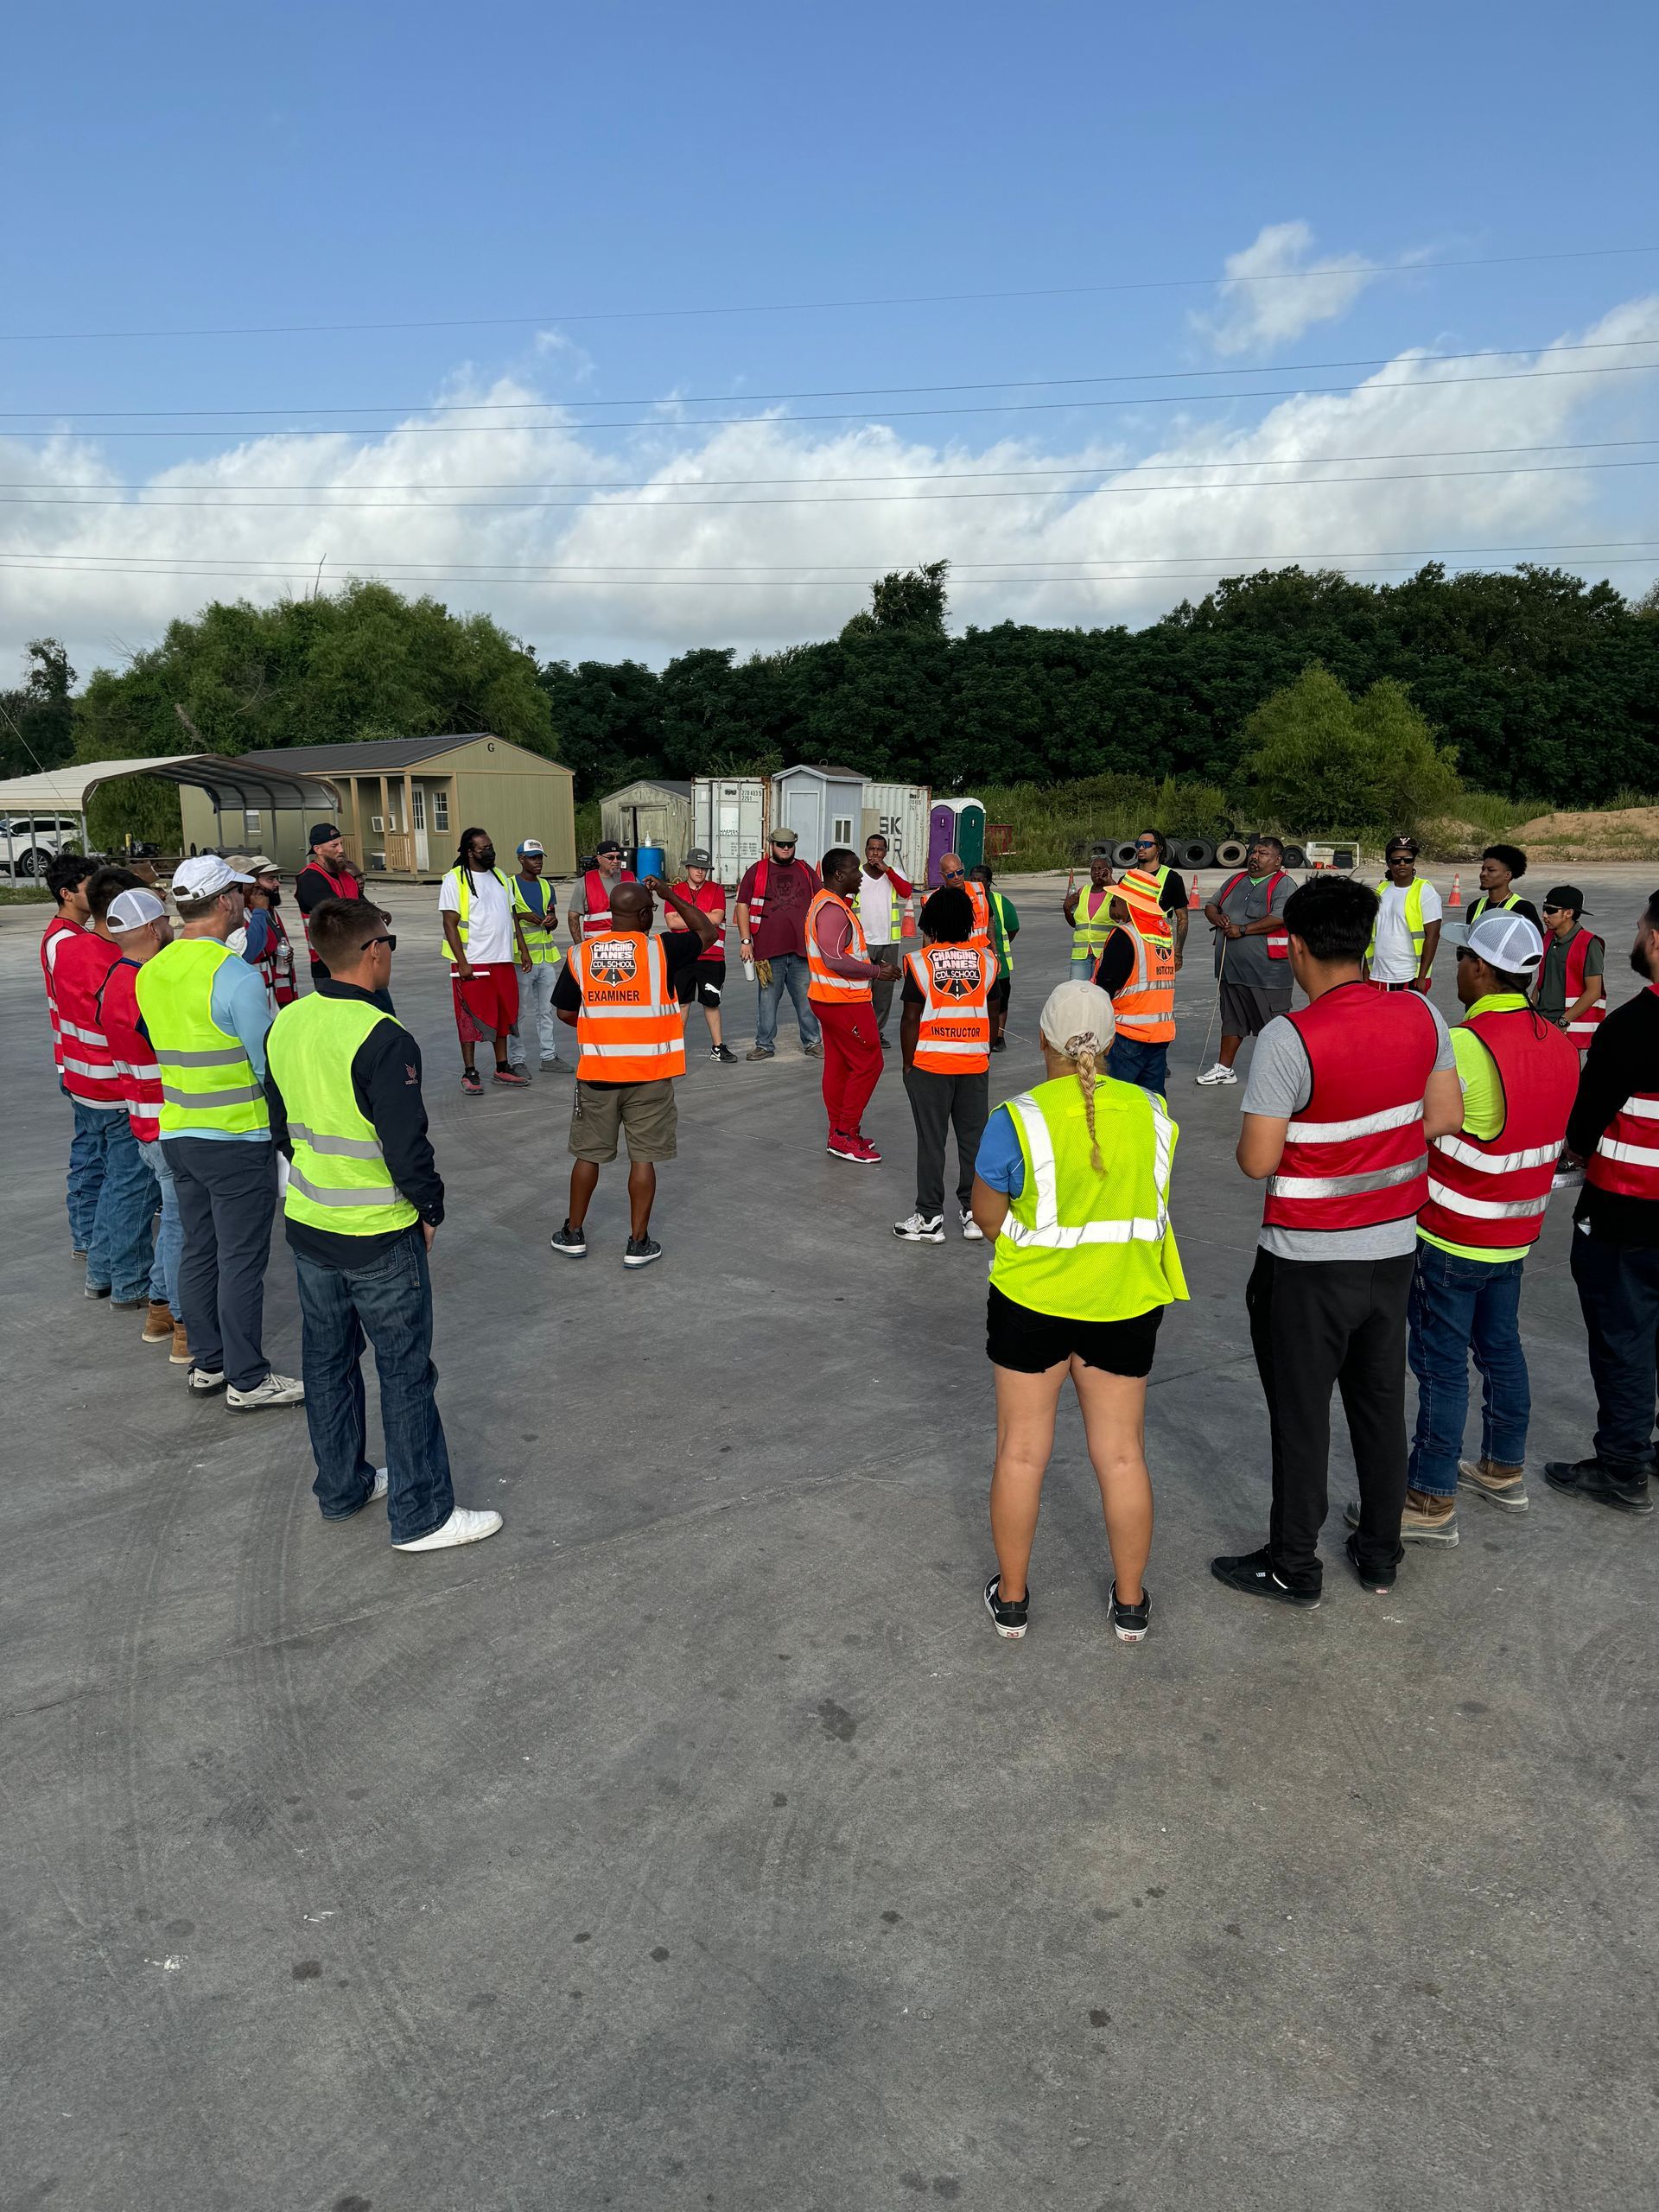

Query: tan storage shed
left=599, top=779, right=694, bottom=878
left=178, top=735, right=575, bottom=881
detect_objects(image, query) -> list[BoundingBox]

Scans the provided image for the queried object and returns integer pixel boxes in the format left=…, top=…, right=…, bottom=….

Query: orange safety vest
left=1106, top=921, right=1176, bottom=1044
left=571, top=931, right=686, bottom=1083
left=906, top=945, right=996, bottom=1072
left=805, top=889, right=873, bottom=1004
left=963, top=880, right=994, bottom=951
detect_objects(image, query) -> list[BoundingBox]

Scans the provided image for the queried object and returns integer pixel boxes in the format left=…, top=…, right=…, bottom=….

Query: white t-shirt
left=1370, top=879, right=1443, bottom=982
left=439, top=868, right=514, bottom=965
left=857, top=868, right=898, bottom=944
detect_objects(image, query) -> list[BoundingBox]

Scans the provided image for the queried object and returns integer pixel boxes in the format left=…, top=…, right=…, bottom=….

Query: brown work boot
left=1400, top=1487, right=1459, bottom=1547
left=169, top=1319, right=191, bottom=1364
left=143, top=1300, right=175, bottom=1344
left=1458, top=1457, right=1529, bottom=1514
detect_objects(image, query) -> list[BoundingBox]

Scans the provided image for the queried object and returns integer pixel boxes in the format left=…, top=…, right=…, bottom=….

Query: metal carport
left=0, top=753, right=340, bottom=876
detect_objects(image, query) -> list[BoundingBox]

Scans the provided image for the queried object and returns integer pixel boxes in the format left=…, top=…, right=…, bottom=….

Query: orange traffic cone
left=1188, top=874, right=1201, bottom=908
left=899, top=896, right=916, bottom=940
left=1448, top=873, right=1463, bottom=909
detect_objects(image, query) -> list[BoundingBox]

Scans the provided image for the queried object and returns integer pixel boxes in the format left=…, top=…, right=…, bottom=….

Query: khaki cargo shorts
left=569, top=1078, right=678, bottom=1164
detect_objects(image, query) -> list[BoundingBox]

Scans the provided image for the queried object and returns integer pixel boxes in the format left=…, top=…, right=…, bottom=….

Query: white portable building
left=691, top=776, right=772, bottom=887
left=861, top=782, right=931, bottom=884
left=771, top=764, right=864, bottom=874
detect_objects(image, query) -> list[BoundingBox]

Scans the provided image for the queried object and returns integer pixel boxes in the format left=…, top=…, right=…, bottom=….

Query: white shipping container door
left=693, top=777, right=770, bottom=887
left=861, top=783, right=931, bottom=883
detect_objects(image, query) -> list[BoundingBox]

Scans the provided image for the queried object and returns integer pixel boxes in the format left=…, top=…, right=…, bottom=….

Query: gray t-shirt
left=1212, top=871, right=1294, bottom=988
left=1241, top=999, right=1456, bottom=1260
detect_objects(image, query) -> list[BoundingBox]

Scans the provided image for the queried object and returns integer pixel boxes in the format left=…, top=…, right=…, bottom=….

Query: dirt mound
left=1510, top=807, right=1659, bottom=860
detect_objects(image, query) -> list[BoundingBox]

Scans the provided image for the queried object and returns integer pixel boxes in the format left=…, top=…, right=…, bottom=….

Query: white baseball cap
left=1039, top=979, right=1116, bottom=1056
left=1465, top=910, right=1545, bottom=973
left=107, top=887, right=168, bottom=932
left=171, top=855, right=252, bottom=899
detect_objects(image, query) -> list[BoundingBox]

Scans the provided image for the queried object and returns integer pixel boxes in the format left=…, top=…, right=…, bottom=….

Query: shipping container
left=860, top=782, right=931, bottom=886
left=691, top=776, right=771, bottom=887
left=771, top=764, right=863, bottom=874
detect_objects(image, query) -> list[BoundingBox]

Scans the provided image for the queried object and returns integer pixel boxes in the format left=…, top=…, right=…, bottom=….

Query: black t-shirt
left=1571, top=986, right=1659, bottom=1247
left=1092, top=929, right=1138, bottom=996
left=1469, top=892, right=1542, bottom=932
left=552, top=931, right=703, bottom=1086
left=1160, top=869, right=1187, bottom=912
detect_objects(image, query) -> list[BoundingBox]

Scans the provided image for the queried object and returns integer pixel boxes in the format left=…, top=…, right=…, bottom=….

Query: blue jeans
left=1570, top=1226, right=1659, bottom=1475
left=66, top=1086, right=108, bottom=1252
left=139, top=1138, right=182, bottom=1309
left=1407, top=1240, right=1529, bottom=1497
left=293, top=1231, right=454, bottom=1544
left=754, top=953, right=821, bottom=1052
left=1109, top=1036, right=1169, bottom=1096
left=82, top=1107, right=159, bottom=1302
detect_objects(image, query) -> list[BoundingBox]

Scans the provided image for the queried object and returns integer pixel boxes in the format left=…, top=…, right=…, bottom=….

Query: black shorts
left=985, top=1283, right=1162, bottom=1376
left=676, top=958, right=726, bottom=1008
left=991, top=976, right=1011, bottom=1009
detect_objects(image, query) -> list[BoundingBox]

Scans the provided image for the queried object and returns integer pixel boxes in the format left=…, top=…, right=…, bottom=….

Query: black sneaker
left=83, top=1283, right=112, bottom=1300
left=984, top=1573, right=1029, bottom=1639
left=624, top=1234, right=663, bottom=1268
left=1344, top=1530, right=1397, bottom=1594
left=550, top=1222, right=588, bottom=1258
left=990, top=1035, right=1007, bottom=1053
left=714, top=1043, right=737, bottom=1064
left=1210, top=1547, right=1320, bottom=1609
left=1544, top=1457, right=1655, bottom=1516
left=1109, top=1582, right=1151, bottom=1643
left=461, top=1067, right=483, bottom=1096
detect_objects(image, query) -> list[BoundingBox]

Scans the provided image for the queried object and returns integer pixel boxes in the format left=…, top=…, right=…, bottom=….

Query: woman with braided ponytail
left=969, top=982, right=1188, bottom=1644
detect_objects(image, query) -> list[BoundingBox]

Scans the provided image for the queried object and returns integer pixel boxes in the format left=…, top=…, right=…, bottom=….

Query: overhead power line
left=3, top=338, right=1649, bottom=419
left=4, top=435, right=1652, bottom=499
left=4, top=455, right=1656, bottom=513
left=7, top=359, right=1654, bottom=440
left=2, top=243, right=1656, bottom=344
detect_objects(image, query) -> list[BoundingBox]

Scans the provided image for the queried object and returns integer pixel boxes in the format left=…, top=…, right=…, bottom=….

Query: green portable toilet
left=953, top=798, right=986, bottom=871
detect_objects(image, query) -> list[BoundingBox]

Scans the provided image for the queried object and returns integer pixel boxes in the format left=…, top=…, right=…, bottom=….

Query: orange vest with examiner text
left=572, top=932, right=686, bottom=1083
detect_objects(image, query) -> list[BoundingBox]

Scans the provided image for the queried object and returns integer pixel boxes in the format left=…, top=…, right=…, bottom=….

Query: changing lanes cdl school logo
left=591, top=939, right=639, bottom=988
left=929, top=947, right=981, bottom=999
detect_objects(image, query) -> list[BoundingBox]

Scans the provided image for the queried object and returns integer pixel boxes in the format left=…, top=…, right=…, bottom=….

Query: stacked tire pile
left=1110, top=836, right=1308, bottom=870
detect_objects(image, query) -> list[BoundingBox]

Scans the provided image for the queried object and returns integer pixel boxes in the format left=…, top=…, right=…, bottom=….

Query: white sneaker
left=393, top=1505, right=504, bottom=1553
left=1194, top=1062, right=1239, bottom=1086
left=893, top=1211, right=946, bottom=1243
left=369, top=1467, right=389, bottom=1503
left=187, top=1364, right=226, bottom=1393
left=960, top=1210, right=985, bottom=1242
left=226, top=1371, right=306, bottom=1410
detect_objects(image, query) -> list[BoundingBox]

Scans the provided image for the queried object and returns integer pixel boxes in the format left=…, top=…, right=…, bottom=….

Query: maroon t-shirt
left=737, top=857, right=820, bottom=959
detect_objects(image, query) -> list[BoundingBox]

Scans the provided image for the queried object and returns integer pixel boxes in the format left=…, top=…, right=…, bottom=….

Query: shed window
left=432, top=789, right=450, bottom=830
left=832, top=815, right=855, bottom=846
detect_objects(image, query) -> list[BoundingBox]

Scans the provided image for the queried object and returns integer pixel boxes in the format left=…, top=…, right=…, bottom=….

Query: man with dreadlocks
left=440, top=826, right=533, bottom=1094
left=969, top=981, right=1189, bottom=1647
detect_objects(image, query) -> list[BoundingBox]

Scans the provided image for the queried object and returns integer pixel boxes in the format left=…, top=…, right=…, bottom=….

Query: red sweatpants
left=813, top=997, right=884, bottom=1136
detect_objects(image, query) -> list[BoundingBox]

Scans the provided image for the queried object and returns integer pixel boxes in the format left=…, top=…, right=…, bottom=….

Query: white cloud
left=2, top=298, right=1656, bottom=680
left=1196, top=219, right=1394, bottom=357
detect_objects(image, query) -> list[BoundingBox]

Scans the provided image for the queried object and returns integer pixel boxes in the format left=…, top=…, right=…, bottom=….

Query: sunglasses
left=1135, top=838, right=1158, bottom=849
left=1541, top=904, right=1569, bottom=915
left=941, top=867, right=965, bottom=879
left=361, top=932, right=397, bottom=951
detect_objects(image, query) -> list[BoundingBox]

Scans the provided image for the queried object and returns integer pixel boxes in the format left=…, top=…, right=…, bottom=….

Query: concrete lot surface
left=3, top=865, right=1656, bottom=2211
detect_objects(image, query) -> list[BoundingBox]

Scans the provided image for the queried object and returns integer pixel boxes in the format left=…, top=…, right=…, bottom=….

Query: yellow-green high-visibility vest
left=990, top=890, right=1015, bottom=975
left=988, top=1073, right=1189, bottom=1322
left=1070, top=886, right=1116, bottom=964
left=134, top=938, right=270, bottom=1137
left=1367, top=874, right=1430, bottom=963
left=441, top=867, right=515, bottom=962
left=264, top=995, right=420, bottom=1237
left=508, top=874, right=563, bottom=965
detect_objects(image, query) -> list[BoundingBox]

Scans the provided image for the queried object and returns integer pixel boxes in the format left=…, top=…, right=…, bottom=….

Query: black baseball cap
left=1542, top=884, right=1589, bottom=915
left=308, top=822, right=342, bottom=847
left=595, top=838, right=624, bottom=856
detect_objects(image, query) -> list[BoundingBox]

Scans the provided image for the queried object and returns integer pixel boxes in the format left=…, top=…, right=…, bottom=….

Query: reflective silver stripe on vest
left=1617, top=1096, right=1659, bottom=1120
left=161, top=1081, right=264, bottom=1108
left=1113, top=1010, right=1167, bottom=1031
left=1268, top=1154, right=1427, bottom=1200
left=1282, top=1099, right=1423, bottom=1145
left=1423, top=1178, right=1550, bottom=1222
left=60, top=1053, right=118, bottom=1078
left=114, top=1057, right=162, bottom=1082
left=289, top=1121, right=385, bottom=1160
left=916, top=1039, right=986, bottom=1057
left=60, top=1018, right=109, bottom=1045
left=580, top=1039, right=681, bottom=1060
left=287, top=1166, right=404, bottom=1208
left=579, top=1001, right=676, bottom=1020
left=1001, top=1086, right=1173, bottom=1249
left=1436, top=1135, right=1559, bottom=1175
left=1596, top=1135, right=1659, bottom=1169
left=163, top=1043, right=256, bottom=1068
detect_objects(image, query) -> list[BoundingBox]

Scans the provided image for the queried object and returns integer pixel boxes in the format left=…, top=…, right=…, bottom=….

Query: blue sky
left=3, top=0, right=1656, bottom=674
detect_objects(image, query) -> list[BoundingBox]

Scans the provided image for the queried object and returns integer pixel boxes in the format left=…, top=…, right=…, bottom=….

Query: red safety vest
left=905, top=945, right=996, bottom=1072
left=40, top=912, right=80, bottom=1072
left=580, top=866, right=638, bottom=938
left=1419, top=1007, right=1580, bottom=1250
left=1216, top=868, right=1290, bottom=959
left=743, top=855, right=818, bottom=925
left=1561, top=927, right=1606, bottom=1044
left=1262, top=982, right=1439, bottom=1235
left=95, top=958, right=165, bottom=1144
left=1586, top=988, right=1659, bottom=1201
left=50, top=927, right=124, bottom=1107
left=667, top=879, right=727, bottom=959
left=297, top=861, right=365, bottom=963
left=254, top=907, right=298, bottom=1007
